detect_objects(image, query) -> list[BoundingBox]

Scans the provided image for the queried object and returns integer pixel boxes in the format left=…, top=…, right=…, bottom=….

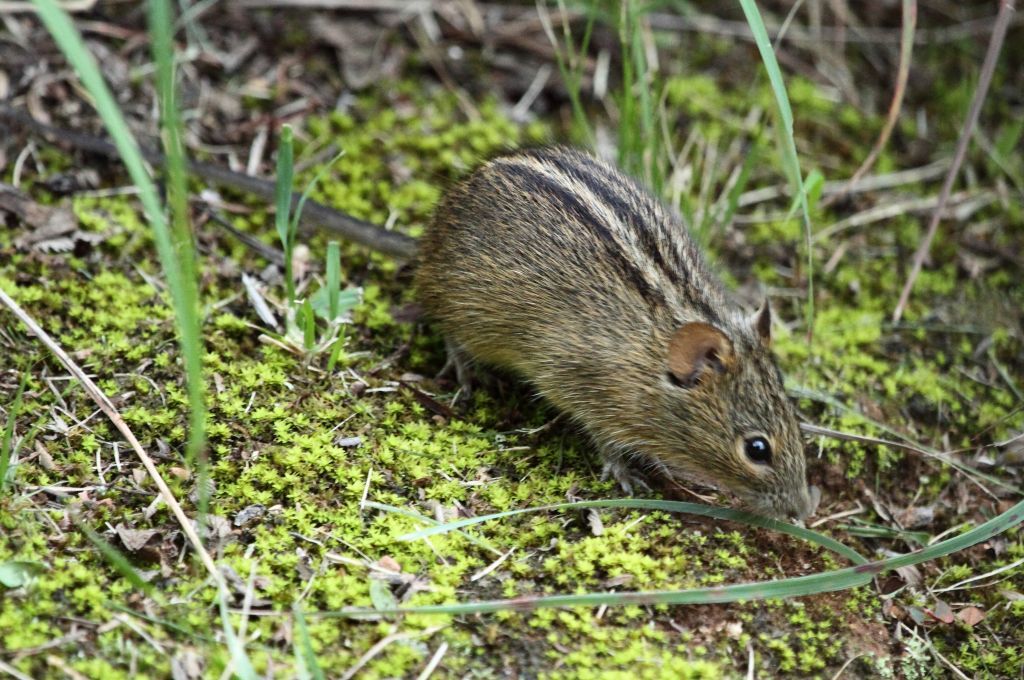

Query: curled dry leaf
left=956, top=606, right=986, bottom=627
left=115, top=524, right=160, bottom=552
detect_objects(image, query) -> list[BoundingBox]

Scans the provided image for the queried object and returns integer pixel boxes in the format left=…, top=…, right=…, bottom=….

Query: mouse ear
left=750, top=299, right=771, bottom=343
left=667, top=322, right=735, bottom=388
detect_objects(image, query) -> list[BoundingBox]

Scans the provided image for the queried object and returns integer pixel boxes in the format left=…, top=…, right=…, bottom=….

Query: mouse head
left=653, top=301, right=818, bottom=520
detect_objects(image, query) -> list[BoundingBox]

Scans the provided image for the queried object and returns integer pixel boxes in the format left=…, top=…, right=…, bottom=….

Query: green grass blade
left=291, top=151, right=346, bottom=240
left=322, top=498, right=1024, bottom=618
left=326, top=241, right=341, bottom=320
left=0, top=560, right=46, bottom=588
left=219, top=592, right=259, bottom=680
left=292, top=603, right=325, bottom=680
left=737, top=0, right=815, bottom=336
left=302, top=298, right=316, bottom=350
left=147, top=0, right=205, bottom=465
left=364, top=501, right=502, bottom=556
left=393, top=498, right=866, bottom=565
left=275, top=125, right=296, bottom=304
left=326, top=335, right=345, bottom=373
left=542, top=0, right=596, bottom=147
left=32, top=0, right=206, bottom=462
left=0, top=371, right=28, bottom=493
left=75, top=519, right=155, bottom=596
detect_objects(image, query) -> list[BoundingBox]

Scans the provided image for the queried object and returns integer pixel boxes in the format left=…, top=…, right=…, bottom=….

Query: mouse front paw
left=600, top=457, right=651, bottom=496
left=436, top=337, right=475, bottom=398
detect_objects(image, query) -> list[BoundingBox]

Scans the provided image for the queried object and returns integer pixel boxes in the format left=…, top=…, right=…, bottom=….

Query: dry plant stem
left=799, top=422, right=936, bottom=457
left=0, top=286, right=223, bottom=587
left=892, top=0, right=1014, bottom=322
left=0, top=107, right=418, bottom=259
left=339, top=627, right=443, bottom=680
left=822, top=0, right=916, bottom=208
left=0, top=658, right=34, bottom=680
left=647, top=9, right=1022, bottom=45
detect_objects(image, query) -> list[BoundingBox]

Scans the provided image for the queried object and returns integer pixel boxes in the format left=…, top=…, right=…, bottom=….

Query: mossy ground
left=2, top=16, right=1024, bottom=679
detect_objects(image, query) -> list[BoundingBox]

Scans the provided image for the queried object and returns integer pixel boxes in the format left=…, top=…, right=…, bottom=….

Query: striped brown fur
left=416, top=147, right=816, bottom=519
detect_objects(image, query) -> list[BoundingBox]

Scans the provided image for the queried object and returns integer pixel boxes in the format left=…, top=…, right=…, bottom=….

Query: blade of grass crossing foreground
left=293, top=604, right=326, bottom=680
left=75, top=518, right=156, bottom=596
left=32, top=0, right=206, bottom=458
left=0, top=372, right=29, bottom=493
left=737, top=0, right=815, bottom=336
left=327, top=497, right=1024, bottom=617
left=219, top=593, right=259, bottom=680
left=386, top=499, right=867, bottom=565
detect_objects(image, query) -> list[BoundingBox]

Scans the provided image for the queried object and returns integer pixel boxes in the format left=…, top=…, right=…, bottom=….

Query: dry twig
left=823, top=0, right=916, bottom=207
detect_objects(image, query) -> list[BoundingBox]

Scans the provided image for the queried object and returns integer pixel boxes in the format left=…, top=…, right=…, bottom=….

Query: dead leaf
left=115, top=524, right=159, bottom=552
left=233, top=504, right=265, bottom=527
left=907, top=606, right=927, bottom=625
left=925, top=598, right=955, bottom=624
left=603, top=574, right=633, bottom=588
left=956, top=606, right=986, bottom=627
left=997, top=434, right=1024, bottom=467
left=38, top=169, right=100, bottom=195
left=168, top=467, right=191, bottom=481
left=1, top=183, right=109, bottom=252
left=895, top=564, right=922, bottom=588
left=170, top=650, right=204, bottom=680
left=34, top=440, right=56, bottom=471
left=895, top=505, right=936, bottom=529
left=311, top=18, right=405, bottom=90
left=588, top=509, right=604, bottom=536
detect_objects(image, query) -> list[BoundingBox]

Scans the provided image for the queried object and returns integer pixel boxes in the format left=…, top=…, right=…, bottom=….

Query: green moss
left=1, top=39, right=1022, bottom=677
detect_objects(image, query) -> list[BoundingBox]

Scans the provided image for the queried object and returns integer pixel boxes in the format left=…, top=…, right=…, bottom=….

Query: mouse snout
left=765, top=483, right=821, bottom=521
left=791, top=484, right=821, bottom=521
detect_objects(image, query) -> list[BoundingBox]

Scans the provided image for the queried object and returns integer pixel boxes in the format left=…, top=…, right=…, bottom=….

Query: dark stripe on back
left=521, top=149, right=720, bottom=323
left=496, top=161, right=665, bottom=307
left=570, top=153, right=721, bottom=324
left=529, top=150, right=687, bottom=293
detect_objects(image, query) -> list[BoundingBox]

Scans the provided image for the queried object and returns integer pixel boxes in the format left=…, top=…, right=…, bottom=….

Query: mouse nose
left=797, top=485, right=821, bottom=519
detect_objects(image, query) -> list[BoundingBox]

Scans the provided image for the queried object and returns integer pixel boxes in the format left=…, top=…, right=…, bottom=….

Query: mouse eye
left=666, top=371, right=687, bottom=388
left=744, top=436, right=772, bottom=465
